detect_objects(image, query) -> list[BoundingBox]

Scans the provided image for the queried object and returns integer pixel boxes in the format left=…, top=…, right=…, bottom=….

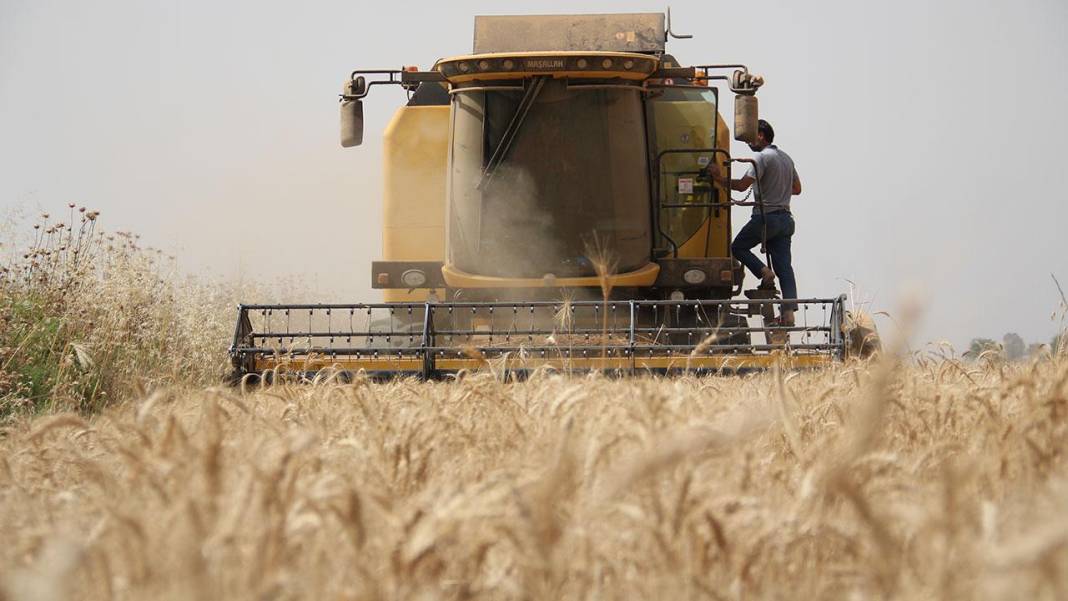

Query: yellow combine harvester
left=230, top=12, right=872, bottom=381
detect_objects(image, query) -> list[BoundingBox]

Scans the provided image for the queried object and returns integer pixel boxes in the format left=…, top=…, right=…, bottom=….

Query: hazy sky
left=2, top=0, right=1066, bottom=349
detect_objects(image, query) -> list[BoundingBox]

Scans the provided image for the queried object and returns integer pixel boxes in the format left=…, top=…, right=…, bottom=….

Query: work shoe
left=780, top=309, right=795, bottom=327
left=760, top=266, right=777, bottom=288
left=766, top=318, right=789, bottom=346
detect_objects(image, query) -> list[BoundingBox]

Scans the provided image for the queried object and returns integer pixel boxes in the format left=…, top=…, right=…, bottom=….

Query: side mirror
left=340, top=99, right=364, bottom=147
left=340, top=77, right=366, bottom=148
left=734, top=95, right=758, bottom=143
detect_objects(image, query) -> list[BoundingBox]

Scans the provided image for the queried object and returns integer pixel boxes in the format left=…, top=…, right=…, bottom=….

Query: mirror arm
left=343, top=69, right=446, bottom=101
left=400, top=70, right=447, bottom=84
left=648, top=64, right=763, bottom=96
left=693, top=64, right=763, bottom=95
left=695, top=64, right=750, bottom=75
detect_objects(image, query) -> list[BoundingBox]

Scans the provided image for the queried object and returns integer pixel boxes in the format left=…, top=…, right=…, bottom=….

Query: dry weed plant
left=0, top=209, right=251, bottom=418
left=1, top=348, right=1066, bottom=600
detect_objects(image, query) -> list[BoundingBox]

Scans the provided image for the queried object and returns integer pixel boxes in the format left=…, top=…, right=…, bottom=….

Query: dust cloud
left=473, top=164, right=573, bottom=279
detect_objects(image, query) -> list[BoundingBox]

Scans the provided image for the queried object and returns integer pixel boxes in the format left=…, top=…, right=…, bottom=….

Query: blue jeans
left=731, top=212, right=797, bottom=311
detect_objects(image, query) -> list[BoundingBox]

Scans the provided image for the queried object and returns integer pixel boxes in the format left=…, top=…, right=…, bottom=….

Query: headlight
left=683, top=269, right=707, bottom=285
left=401, top=269, right=428, bottom=288
left=669, top=290, right=685, bottom=301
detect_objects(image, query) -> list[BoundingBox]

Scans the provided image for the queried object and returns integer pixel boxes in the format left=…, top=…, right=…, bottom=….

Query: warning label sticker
left=678, top=178, right=694, bottom=194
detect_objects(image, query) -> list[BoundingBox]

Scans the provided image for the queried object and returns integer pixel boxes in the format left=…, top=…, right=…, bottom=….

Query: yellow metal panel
left=441, top=261, right=660, bottom=289
left=381, top=103, right=450, bottom=302
left=383, top=226, right=444, bottom=257
left=382, top=105, right=449, bottom=235
left=384, top=289, right=444, bottom=303
left=675, top=218, right=712, bottom=258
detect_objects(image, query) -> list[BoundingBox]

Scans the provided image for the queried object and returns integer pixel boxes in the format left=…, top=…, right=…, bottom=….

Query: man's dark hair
left=758, top=119, right=775, bottom=144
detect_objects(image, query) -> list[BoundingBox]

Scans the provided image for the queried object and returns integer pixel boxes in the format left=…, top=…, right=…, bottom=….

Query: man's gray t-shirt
left=745, top=145, right=796, bottom=216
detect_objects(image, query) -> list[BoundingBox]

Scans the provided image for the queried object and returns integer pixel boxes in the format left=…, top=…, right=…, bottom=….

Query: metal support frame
left=229, top=296, right=848, bottom=381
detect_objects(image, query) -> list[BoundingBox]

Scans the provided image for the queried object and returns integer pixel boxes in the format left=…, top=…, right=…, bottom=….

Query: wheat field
left=3, top=213, right=1067, bottom=599
left=2, top=354, right=1067, bottom=600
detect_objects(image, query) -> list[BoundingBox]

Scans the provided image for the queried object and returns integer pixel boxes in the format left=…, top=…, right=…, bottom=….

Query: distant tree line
left=967, top=332, right=1063, bottom=360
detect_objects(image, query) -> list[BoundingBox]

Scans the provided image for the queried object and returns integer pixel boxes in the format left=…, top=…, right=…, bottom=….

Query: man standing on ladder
left=711, top=119, right=802, bottom=327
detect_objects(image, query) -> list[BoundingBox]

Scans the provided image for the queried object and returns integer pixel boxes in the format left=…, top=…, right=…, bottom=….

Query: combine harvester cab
left=230, top=12, right=877, bottom=382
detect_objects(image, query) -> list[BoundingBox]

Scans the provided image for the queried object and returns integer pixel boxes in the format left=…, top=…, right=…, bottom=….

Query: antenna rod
left=666, top=7, right=694, bottom=40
